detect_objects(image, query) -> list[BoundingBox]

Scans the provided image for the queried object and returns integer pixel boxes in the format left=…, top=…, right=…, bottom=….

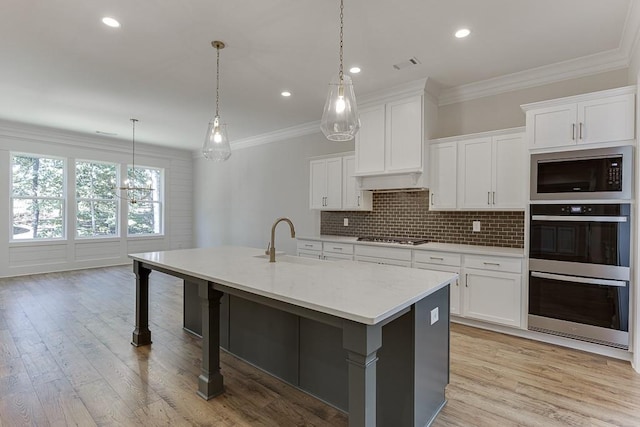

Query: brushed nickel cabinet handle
left=357, top=195, right=360, bottom=206
left=487, top=192, right=490, bottom=205
left=431, top=193, right=435, bottom=205
left=429, top=256, right=444, bottom=261
left=305, top=244, right=313, bottom=247
left=579, top=122, right=583, bottom=139
left=493, top=191, right=496, bottom=205
left=572, top=123, right=575, bottom=140
left=465, top=274, right=468, bottom=287
left=483, top=262, right=501, bottom=266
left=332, top=247, right=343, bottom=250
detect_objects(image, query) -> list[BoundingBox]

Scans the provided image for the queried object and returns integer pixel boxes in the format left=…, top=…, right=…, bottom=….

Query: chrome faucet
left=267, top=217, right=296, bottom=262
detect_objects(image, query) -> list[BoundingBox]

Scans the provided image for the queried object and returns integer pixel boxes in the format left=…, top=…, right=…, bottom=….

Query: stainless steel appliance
left=530, top=146, right=632, bottom=200
left=528, top=203, right=630, bottom=348
left=357, top=236, right=429, bottom=245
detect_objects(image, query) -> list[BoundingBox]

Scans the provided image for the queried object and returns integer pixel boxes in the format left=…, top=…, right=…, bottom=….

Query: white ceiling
left=0, top=0, right=636, bottom=151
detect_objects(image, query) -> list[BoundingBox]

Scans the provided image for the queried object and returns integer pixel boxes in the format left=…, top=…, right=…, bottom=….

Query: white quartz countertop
left=297, top=235, right=524, bottom=258
left=129, top=246, right=457, bottom=326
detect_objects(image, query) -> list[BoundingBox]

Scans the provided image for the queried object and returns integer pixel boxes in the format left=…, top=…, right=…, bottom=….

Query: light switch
left=472, top=221, right=481, bottom=232
left=344, top=218, right=349, bottom=226
left=430, top=307, right=439, bottom=325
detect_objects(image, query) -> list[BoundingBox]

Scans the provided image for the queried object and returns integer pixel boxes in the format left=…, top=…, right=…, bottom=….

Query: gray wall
left=437, top=69, right=629, bottom=138
left=193, top=133, right=354, bottom=255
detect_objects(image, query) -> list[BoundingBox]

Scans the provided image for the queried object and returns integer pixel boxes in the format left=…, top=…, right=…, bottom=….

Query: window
left=11, top=154, right=65, bottom=240
left=76, top=160, right=118, bottom=237
left=127, top=166, right=163, bottom=235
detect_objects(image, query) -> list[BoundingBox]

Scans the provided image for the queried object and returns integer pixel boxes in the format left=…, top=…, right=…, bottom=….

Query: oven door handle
left=530, top=271, right=627, bottom=287
left=531, top=215, right=628, bottom=223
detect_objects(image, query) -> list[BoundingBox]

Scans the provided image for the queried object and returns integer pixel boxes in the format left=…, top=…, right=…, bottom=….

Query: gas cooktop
left=356, top=236, right=429, bottom=246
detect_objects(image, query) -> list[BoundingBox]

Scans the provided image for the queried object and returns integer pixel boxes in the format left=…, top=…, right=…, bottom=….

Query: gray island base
left=129, top=246, right=456, bottom=427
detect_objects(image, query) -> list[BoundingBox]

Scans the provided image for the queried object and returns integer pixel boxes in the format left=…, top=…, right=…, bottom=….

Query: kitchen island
left=129, top=246, right=457, bottom=427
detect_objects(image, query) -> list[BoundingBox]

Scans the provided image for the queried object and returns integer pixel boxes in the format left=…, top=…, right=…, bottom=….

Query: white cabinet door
left=309, top=159, right=327, bottom=209
left=526, top=103, right=577, bottom=149
left=342, top=156, right=372, bottom=211
left=309, top=157, right=342, bottom=210
left=386, top=95, right=423, bottom=172
left=458, top=137, right=492, bottom=209
left=492, top=133, right=525, bottom=209
left=577, top=93, right=635, bottom=145
left=325, top=157, right=343, bottom=209
left=355, top=105, right=386, bottom=174
left=414, top=263, right=461, bottom=315
left=429, top=141, right=457, bottom=210
left=463, top=268, right=522, bottom=328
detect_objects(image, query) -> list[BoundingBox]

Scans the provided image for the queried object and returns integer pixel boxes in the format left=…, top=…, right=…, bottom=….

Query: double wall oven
left=529, top=146, right=632, bottom=349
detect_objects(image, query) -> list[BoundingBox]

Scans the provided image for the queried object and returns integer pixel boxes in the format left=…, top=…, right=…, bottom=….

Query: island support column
left=131, top=260, right=152, bottom=346
left=197, top=280, right=225, bottom=400
left=343, top=321, right=382, bottom=427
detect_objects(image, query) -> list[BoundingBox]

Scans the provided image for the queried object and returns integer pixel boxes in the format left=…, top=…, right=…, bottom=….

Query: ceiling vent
left=393, top=57, right=421, bottom=70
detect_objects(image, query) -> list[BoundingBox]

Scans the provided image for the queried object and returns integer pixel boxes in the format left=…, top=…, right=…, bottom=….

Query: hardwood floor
left=1, top=266, right=639, bottom=426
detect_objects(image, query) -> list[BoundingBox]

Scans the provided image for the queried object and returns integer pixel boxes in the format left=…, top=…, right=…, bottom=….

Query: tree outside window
left=76, top=161, right=118, bottom=237
left=11, top=154, right=65, bottom=239
left=127, top=166, right=163, bottom=235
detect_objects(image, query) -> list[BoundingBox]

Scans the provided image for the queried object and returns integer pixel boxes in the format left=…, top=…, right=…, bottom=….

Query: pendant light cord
left=216, top=45, right=221, bottom=117
left=131, top=118, right=138, bottom=182
left=339, top=0, right=344, bottom=82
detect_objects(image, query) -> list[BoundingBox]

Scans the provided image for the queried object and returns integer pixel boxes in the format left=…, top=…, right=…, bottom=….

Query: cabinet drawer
left=463, top=255, right=522, bottom=274
left=297, top=240, right=322, bottom=252
left=323, top=242, right=354, bottom=255
left=356, top=256, right=412, bottom=268
left=413, top=250, right=461, bottom=267
left=354, top=245, right=412, bottom=261
left=298, top=250, right=322, bottom=259
left=323, top=253, right=354, bottom=262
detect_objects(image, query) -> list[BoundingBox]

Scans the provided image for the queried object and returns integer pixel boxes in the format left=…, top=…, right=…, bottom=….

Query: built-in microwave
left=530, top=146, right=632, bottom=200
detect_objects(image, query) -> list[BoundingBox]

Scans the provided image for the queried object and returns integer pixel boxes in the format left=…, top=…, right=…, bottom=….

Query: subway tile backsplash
left=321, top=191, right=524, bottom=248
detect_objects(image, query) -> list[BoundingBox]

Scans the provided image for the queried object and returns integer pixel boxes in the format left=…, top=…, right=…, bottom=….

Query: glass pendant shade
left=203, top=115, right=231, bottom=161
left=320, top=73, right=360, bottom=142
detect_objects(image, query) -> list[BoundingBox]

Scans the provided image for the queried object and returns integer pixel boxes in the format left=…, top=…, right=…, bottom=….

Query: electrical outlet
left=472, top=221, right=481, bottom=232
left=343, top=218, right=349, bottom=226
left=430, top=307, right=439, bottom=325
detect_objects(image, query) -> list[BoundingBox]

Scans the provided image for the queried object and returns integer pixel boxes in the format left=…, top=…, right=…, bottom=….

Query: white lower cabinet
left=298, top=239, right=523, bottom=329
left=297, top=239, right=322, bottom=259
left=414, top=250, right=462, bottom=315
left=461, top=255, right=522, bottom=328
left=322, top=242, right=354, bottom=261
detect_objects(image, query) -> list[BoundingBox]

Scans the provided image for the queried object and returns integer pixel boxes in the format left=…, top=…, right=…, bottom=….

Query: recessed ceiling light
left=349, top=67, right=361, bottom=74
left=281, top=91, right=291, bottom=97
left=102, top=17, right=121, bottom=28
left=455, top=28, right=470, bottom=38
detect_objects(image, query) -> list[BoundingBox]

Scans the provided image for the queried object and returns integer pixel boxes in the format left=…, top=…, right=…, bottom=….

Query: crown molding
left=438, top=48, right=629, bottom=106
left=0, top=118, right=192, bottom=160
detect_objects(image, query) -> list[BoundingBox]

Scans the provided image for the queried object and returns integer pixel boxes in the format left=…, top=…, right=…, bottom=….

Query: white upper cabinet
left=458, top=137, right=493, bottom=209
left=428, top=141, right=457, bottom=210
left=355, top=94, right=429, bottom=190
left=522, top=86, right=635, bottom=150
left=430, top=129, right=525, bottom=211
left=342, top=155, right=372, bottom=211
left=492, top=133, right=525, bottom=209
left=355, top=105, right=386, bottom=174
left=309, top=154, right=372, bottom=211
left=385, top=96, right=423, bottom=172
left=309, top=157, right=342, bottom=210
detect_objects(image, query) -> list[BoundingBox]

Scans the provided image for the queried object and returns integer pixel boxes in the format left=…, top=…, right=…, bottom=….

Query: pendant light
left=320, top=0, right=359, bottom=141
left=203, top=41, right=232, bottom=161
left=115, top=118, right=154, bottom=205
